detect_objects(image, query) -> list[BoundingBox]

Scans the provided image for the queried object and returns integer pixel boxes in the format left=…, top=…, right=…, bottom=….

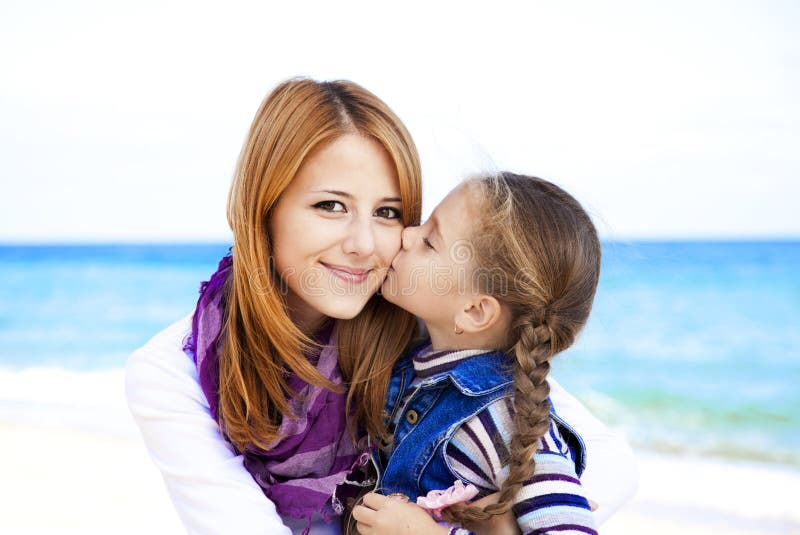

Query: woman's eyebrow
left=313, top=189, right=401, bottom=203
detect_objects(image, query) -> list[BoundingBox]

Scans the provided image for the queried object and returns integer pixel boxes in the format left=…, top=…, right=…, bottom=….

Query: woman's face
left=269, top=133, right=404, bottom=331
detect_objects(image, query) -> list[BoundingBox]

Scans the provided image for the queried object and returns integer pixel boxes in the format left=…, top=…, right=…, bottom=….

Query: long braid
left=442, top=315, right=557, bottom=524
left=498, top=318, right=555, bottom=507
left=440, top=171, right=600, bottom=527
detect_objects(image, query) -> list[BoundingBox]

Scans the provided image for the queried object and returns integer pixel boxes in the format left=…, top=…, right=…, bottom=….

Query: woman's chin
left=316, top=294, right=375, bottom=320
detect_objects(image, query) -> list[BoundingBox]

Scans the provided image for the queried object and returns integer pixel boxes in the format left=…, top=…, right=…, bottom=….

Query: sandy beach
left=603, top=452, right=800, bottom=534
left=1, top=368, right=799, bottom=534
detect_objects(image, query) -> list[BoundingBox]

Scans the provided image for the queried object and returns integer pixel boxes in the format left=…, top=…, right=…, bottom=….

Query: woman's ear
left=455, top=294, right=505, bottom=335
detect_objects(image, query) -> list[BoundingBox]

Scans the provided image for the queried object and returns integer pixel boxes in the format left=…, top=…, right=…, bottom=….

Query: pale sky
left=1, top=0, right=798, bottom=242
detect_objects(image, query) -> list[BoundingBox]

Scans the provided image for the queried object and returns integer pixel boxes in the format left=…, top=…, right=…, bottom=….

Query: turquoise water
left=552, top=241, right=800, bottom=465
left=1, top=241, right=798, bottom=465
left=0, top=244, right=230, bottom=369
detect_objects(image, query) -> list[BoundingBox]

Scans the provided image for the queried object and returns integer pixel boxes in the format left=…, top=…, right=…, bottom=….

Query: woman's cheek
left=376, top=225, right=403, bottom=266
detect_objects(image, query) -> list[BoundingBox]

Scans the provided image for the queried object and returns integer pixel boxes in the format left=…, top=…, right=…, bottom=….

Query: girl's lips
left=321, top=263, right=373, bottom=283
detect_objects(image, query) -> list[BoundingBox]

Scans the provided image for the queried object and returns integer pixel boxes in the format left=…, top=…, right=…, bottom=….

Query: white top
left=125, top=314, right=638, bottom=535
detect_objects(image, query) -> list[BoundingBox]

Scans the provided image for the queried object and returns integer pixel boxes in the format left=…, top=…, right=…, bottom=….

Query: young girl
left=351, top=172, right=601, bottom=534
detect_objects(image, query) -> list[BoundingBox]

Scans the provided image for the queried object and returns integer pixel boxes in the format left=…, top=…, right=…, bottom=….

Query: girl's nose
left=400, top=226, right=416, bottom=251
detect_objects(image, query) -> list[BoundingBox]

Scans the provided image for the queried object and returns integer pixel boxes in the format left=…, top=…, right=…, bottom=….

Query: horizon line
left=2, top=237, right=800, bottom=247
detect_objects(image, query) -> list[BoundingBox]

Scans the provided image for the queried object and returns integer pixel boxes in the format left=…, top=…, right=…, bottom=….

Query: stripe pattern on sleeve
left=446, top=397, right=597, bottom=535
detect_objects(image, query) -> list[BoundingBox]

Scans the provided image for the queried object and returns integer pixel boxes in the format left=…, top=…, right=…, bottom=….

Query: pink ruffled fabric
left=416, top=480, right=479, bottom=520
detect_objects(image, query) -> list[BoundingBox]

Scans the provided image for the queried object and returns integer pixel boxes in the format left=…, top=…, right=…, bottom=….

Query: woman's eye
left=422, top=236, right=435, bottom=250
left=313, top=201, right=346, bottom=213
left=375, top=206, right=402, bottom=220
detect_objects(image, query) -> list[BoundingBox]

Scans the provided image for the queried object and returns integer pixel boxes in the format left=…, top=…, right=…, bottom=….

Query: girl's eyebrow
left=312, top=189, right=401, bottom=203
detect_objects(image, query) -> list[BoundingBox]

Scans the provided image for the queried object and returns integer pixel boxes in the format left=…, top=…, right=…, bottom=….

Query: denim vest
left=374, top=346, right=587, bottom=502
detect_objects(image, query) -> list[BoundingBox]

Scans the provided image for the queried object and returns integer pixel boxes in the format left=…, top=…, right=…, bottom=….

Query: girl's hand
left=351, top=492, right=450, bottom=535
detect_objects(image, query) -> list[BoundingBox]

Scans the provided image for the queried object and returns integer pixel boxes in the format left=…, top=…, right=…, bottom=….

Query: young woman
left=125, top=79, right=637, bottom=535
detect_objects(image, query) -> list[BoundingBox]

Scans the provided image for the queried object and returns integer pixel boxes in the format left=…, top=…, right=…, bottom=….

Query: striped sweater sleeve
left=445, top=397, right=598, bottom=535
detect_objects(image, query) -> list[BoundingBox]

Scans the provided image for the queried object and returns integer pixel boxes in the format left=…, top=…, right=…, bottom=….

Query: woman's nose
left=343, top=217, right=376, bottom=256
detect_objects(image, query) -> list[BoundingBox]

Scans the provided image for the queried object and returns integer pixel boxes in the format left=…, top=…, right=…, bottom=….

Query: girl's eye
left=313, top=201, right=346, bottom=213
left=375, top=206, right=403, bottom=220
left=422, top=236, right=435, bottom=250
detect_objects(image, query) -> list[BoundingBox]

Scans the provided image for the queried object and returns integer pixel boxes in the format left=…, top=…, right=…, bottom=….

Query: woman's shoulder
left=128, top=313, right=193, bottom=362
left=125, top=312, right=204, bottom=409
left=143, top=312, right=194, bottom=353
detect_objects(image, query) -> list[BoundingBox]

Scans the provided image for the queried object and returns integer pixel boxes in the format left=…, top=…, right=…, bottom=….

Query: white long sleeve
left=548, top=376, right=639, bottom=525
left=124, top=314, right=293, bottom=535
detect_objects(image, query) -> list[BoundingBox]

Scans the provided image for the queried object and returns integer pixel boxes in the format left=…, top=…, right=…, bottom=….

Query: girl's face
left=382, top=183, right=482, bottom=327
left=269, top=133, right=404, bottom=331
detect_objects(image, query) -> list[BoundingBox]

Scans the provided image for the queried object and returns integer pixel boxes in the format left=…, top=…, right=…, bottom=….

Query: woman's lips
left=320, top=262, right=373, bottom=284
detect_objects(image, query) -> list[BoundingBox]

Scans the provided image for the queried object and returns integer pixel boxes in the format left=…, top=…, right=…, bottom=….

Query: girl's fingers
left=362, top=491, right=391, bottom=510
left=351, top=504, right=376, bottom=525
left=355, top=522, right=371, bottom=535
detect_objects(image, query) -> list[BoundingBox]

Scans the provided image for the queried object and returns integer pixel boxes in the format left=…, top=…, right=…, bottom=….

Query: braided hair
left=443, top=172, right=601, bottom=524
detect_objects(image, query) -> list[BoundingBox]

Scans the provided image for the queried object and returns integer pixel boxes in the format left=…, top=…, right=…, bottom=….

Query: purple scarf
left=181, top=250, right=367, bottom=527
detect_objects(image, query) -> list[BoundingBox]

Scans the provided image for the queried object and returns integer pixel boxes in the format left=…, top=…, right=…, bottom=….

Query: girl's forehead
left=431, top=184, right=482, bottom=236
left=438, top=183, right=481, bottom=215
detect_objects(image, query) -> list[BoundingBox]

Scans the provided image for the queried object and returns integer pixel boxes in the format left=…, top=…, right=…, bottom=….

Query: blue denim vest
left=374, top=345, right=587, bottom=502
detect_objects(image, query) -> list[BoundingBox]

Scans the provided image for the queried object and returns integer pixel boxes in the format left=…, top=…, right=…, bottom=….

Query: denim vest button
left=405, top=409, right=419, bottom=425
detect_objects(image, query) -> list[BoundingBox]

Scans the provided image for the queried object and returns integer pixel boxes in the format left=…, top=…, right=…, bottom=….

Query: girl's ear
left=455, top=294, right=505, bottom=334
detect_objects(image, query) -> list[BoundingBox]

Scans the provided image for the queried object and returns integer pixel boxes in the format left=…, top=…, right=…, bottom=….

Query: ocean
left=1, top=241, right=798, bottom=466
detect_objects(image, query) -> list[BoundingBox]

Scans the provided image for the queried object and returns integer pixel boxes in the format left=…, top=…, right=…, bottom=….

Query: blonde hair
left=221, top=78, right=422, bottom=451
left=444, top=172, right=601, bottom=524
